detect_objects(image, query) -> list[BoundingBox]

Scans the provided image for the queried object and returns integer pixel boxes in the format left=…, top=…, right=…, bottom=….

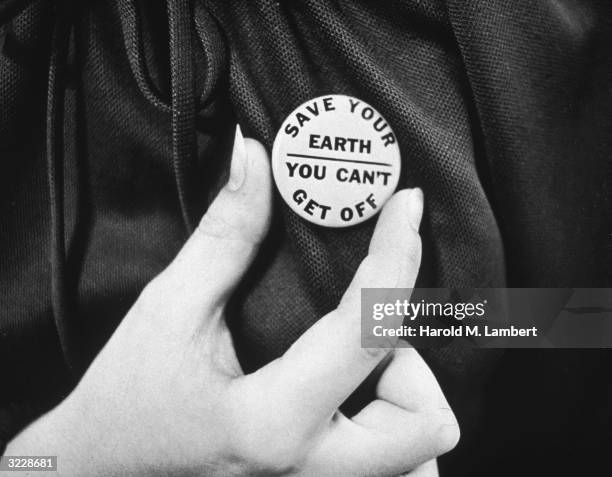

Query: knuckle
left=426, top=408, right=461, bottom=455
left=436, top=421, right=461, bottom=455
left=197, top=207, right=245, bottom=243
left=133, top=277, right=165, bottom=316
left=362, top=343, right=392, bottom=360
left=404, top=231, right=422, bottom=270
left=131, top=273, right=183, bottom=324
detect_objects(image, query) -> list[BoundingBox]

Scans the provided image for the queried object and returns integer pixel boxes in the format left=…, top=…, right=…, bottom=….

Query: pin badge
left=272, top=94, right=401, bottom=227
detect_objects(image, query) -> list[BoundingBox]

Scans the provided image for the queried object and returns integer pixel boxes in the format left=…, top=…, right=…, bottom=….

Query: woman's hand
left=6, top=127, right=459, bottom=476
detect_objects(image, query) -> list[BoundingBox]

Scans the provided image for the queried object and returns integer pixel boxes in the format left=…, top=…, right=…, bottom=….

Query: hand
left=6, top=127, right=459, bottom=476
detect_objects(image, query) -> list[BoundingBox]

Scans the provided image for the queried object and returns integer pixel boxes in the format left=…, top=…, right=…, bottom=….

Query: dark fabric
left=0, top=0, right=610, bottom=474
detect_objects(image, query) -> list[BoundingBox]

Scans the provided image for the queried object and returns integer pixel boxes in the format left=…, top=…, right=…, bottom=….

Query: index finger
left=257, top=188, right=424, bottom=430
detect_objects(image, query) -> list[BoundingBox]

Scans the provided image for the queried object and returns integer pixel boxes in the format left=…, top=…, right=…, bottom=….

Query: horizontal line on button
left=286, top=153, right=392, bottom=167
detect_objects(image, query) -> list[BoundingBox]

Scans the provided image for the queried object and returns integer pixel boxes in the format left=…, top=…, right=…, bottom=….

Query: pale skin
left=6, top=127, right=459, bottom=476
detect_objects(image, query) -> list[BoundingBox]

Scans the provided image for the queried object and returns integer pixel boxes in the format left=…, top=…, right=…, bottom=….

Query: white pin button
left=272, top=94, right=401, bottom=227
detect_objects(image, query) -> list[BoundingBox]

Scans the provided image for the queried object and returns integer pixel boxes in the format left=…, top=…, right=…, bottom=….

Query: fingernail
left=227, top=124, right=247, bottom=191
left=407, top=187, right=424, bottom=231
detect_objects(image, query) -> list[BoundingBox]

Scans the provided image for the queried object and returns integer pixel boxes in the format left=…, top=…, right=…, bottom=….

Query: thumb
left=147, top=125, right=273, bottom=318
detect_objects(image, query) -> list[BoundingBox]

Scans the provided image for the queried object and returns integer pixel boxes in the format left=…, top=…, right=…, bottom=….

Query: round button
left=271, top=94, right=401, bottom=227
